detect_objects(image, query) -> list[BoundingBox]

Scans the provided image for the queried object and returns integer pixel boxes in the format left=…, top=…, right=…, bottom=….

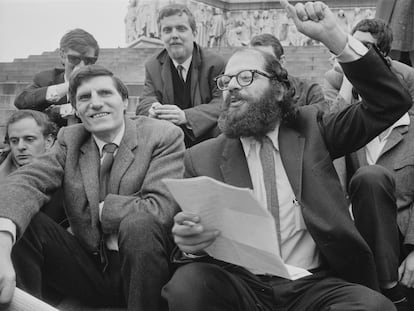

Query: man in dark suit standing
left=136, top=4, right=225, bottom=147
left=0, top=65, right=185, bottom=311
left=162, top=1, right=411, bottom=310
left=14, top=29, right=99, bottom=128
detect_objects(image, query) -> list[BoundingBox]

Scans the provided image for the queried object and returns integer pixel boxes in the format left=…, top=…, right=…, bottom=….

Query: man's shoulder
left=146, top=49, right=168, bottom=67
left=390, top=59, right=414, bottom=80
left=34, top=68, right=65, bottom=79
left=197, top=45, right=225, bottom=66
left=187, top=134, right=229, bottom=156
left=127, top=116, right=183, bottom=139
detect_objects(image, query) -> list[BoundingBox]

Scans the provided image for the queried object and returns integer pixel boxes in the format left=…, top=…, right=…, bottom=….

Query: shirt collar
left=379, top=112, right=410, bottom=141
left=93, top=122, right=125, bottom=156
left=240, top=124, right=280, bottom=157
left=172, top=55, right=193, bottom=73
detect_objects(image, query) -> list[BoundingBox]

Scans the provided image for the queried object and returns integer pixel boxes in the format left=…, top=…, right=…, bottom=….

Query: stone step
left=0, top=109, right=17, bottom=126
left=0, top=95, right=16, bottom=109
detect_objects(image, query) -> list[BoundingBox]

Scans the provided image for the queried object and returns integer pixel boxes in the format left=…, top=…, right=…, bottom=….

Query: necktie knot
left=103, top=143, right=117, bottom=155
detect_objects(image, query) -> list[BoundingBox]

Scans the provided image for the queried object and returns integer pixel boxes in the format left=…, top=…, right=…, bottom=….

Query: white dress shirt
left=240, top=126, right=321, bottom=271
left=172, top=55, right=193, bottom=82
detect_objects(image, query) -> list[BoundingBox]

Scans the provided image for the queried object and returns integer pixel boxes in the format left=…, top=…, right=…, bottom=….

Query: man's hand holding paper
left=172, top=212, right=220, bottom=255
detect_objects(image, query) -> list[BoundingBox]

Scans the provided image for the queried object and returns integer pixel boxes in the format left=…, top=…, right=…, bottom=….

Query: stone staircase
left=0, top=45, right=331, bottom=141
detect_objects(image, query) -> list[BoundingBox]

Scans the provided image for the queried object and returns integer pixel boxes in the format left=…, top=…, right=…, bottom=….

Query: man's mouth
left=91, top=112, right=110, bottom=119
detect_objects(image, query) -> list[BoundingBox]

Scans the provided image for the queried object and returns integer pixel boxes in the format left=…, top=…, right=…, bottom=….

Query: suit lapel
left=108, top=119, right=138, bottom=194
left=190, top=46, right=201, bottom=107
left=379, top=126, right=407, bottom=159
left=79, top=136, right=100, bottom=225
left=279, top=125, right=304, bottom=200
left=160, top=54, right=174, bottom=104
left=220, top=138, right=252, bottom=189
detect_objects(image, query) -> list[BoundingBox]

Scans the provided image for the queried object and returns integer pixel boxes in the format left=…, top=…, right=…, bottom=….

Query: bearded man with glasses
left=15, top=28, right=99, bottom=128
left=163, top=1, right=412, bottom=310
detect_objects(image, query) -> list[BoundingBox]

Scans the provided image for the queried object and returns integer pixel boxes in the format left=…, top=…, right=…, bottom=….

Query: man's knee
left=349, top=165, right=395, bottom=193
left=118, top=211, right=170, bottom=254
left=163, top=263, right=225, bottom=301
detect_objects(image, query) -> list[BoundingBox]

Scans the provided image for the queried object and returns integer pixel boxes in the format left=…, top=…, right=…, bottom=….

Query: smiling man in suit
left=0, top=65, right=185, bottom=311
left=136, top=4, right=225, bottom=147
left=162, top=1, right=412, bottom=310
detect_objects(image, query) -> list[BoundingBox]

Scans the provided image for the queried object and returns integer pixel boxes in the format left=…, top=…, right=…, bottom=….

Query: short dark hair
left=157, top=4, right=196, bottom=33
left=5, top=110, right=58, bottom=143
left=60, top=28, right=100, bottom=57
left=351, top=18, right=393, bottom=56
left=69, top=65, right=129, bottom=107
left=250, top=33, right=285, bottom=60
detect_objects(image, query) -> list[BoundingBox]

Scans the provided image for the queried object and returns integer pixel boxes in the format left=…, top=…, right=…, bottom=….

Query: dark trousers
left=162, top=262, right=395, bottom=311
left=349, top=165, right=400, bottom=284
left=12, top=211, right=173, bottom=311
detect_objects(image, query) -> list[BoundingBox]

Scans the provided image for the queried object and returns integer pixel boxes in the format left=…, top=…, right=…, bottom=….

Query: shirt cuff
left=0, top=218, right=16, bottom=244
left=336, top=35, right=368, bottom=63
left=46, top=85, right=61, bottom=103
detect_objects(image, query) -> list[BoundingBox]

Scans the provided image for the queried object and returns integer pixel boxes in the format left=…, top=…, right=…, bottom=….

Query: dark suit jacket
left=0, top=117, right=185, bottom=252
left=14, top=68, right=68, bottom=127
left=289, top=75, right=329, bottom=112
left=137, top=43, right=225, bottom=145
left=182, top=49, right=412, bottom=291
left=346, top=117, right=414, bottom=247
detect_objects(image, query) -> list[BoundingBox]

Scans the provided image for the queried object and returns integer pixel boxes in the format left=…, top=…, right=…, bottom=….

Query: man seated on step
left=250, top=33, right=329, bottom=112
left=136, top=3, right=225, bottom=148
left=14, top=28, right=100, bottom=128
left=323, top=18, right=414, bottom=113
left=0, top=110, right=66, bottom=225
left=161, top=1, right=412, bottom=310
left=0, top=65, right=185, bottom=311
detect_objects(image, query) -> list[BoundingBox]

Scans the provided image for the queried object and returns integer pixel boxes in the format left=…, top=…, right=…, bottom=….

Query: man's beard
left=218, top=86, right=283, bottom=139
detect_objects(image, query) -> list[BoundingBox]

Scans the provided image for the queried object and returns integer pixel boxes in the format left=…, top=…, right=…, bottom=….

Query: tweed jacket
left=14, top=68, right=69, bottom=127
left=182, top=48, right=411, bottom=291
left=137, top=43, right=225, bottom=143
left=347, top=117, right=414, bottom=246
left=0, top=116, right=185, bottom=252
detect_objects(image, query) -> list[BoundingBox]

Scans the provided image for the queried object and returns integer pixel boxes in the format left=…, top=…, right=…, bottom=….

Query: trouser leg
left=11, top=212, right=124, bottom=307
left=118, top=211, right=173, bottom=311
left=349, top=165, right=400, bottom=284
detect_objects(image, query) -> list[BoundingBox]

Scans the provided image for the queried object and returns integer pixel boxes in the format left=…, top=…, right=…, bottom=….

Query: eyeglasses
left=214, top=70, right=274, bottom=91
left=66, top=54, right=97, bottom=66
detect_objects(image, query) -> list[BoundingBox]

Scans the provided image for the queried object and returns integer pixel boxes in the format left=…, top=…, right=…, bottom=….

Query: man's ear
left=279, top=55, right=286, bottom=67
left=59, top=48, right=66, bottom=66
left=44, top=134, right=55, bottom=150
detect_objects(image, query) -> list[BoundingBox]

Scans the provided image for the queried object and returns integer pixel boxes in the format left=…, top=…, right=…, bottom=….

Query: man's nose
left=90, top=92, right=103, bottom=108
left=17, top=139, right=27, bottom=150
left=171, top=28, right=179, bottom=38
left=227, top=76, right=240, bottom=91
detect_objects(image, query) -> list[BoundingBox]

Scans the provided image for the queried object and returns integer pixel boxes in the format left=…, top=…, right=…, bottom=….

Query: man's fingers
left=0, top=280, right=15, bottom=307
left=314, top=1, right=327, bottom=19
left=304, top=2, right=319, bottom=22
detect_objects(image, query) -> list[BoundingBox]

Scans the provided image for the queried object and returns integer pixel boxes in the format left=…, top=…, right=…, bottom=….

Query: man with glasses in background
left=14, top=28, right=99, bottom=128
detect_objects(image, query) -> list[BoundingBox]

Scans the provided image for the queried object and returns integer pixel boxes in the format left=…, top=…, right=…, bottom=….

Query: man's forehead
left=225, top=51, right=265, bottom=74
left=76, top=76, right=116, bottom=93
left=160, top=13, right=190, bottom=26
left=9, top=118, right=43, bottom=135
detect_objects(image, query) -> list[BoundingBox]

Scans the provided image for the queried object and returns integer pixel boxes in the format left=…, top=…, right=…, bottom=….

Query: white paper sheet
left=164, top=176, right=311, bottom=280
